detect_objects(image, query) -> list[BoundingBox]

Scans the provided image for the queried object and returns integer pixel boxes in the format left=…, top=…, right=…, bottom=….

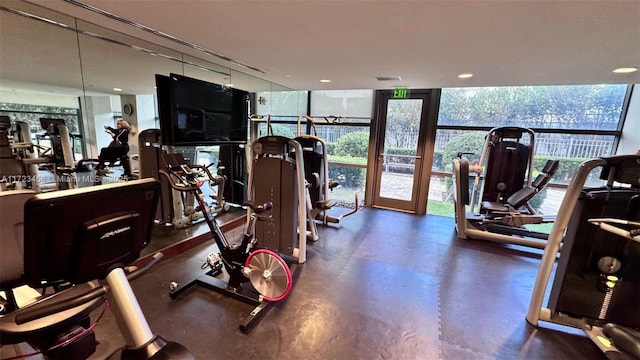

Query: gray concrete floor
left=75, top=208, right=604, bottom=360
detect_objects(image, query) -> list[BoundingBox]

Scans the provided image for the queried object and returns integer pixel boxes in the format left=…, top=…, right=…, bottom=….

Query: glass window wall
left=429, top=85, right=630, bottom=218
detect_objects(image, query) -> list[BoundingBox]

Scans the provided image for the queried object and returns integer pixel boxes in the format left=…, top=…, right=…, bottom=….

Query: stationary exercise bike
left=0, top=179, right=194, bottom=359
left=158, top=153, right=293, bottom=333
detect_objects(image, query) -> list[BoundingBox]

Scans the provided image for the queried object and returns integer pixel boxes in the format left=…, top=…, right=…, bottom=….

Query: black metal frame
left=159, top=159, right=277, bottom=333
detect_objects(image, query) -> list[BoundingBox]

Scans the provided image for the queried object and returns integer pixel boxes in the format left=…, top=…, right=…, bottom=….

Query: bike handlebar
left=158, top=169, right=200, bottom=192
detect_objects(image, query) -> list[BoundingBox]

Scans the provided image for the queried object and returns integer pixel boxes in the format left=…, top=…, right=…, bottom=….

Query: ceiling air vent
left=376, top=76, right=402, bottom=81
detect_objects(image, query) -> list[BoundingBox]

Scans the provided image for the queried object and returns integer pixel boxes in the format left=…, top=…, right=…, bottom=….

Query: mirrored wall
left=0, top=0, right=294, bottom=160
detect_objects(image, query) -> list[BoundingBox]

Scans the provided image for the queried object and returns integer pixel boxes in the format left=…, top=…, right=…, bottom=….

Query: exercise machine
left=0, top=116, right=26, bottom=190
left=156, top=152, right=228, bottom=228
left=137, top=129, right=228, bottom=228
left=0, top=179, right=193, bottom=359
left=159, top=153, right=293, bottom=333
left=458, top=126, right=537, bottom=211
left=0, top=117, right=74, bottom=192
left=295, top=115, right=359, bottom=226
left=138, top=129, right=195, bottom=228
left=138, top=129, right=174, bottom=224
left=11, top=119, right=64, bottom=192
left=247, top=135, right=309, bottom=263
left=479, top=158, right=559, bottom=218
left=452, top=126, right=558, bottom=249
left=193, top=147, right=231, bottom=213
left=218, top=144, right=248, bottom=206
left=34, top=118, right=78, bottom=190
left=526, top=154, right=640, bottom=359
left=477, top=127, right=535, bottom=206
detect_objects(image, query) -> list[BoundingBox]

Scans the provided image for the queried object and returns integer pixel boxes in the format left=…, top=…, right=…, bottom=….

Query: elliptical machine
left=159, top=153, right=293, bottom=333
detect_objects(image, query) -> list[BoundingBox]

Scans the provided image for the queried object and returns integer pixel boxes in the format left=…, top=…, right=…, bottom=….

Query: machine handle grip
left=14, top=252, right=164, bottom=325
left=14, top=284, right=105, bottom=325
left=243, top=201, right=273, bottom=214
left=158, top=170, right=199, bottom=192
left=457, top=151, right=475, bottom=158
left=127, top=252, right=164, bottom=282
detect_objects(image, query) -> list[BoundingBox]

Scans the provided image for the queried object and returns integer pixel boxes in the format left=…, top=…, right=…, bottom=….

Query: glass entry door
left=370, top=90, right=439, bottom=214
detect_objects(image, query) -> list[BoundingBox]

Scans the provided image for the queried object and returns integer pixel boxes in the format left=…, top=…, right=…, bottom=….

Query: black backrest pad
left=482, top=141, right=530, bottom=202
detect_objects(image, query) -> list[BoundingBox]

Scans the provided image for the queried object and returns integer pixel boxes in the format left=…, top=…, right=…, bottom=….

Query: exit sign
left=393, top=87, right=407, bottom=98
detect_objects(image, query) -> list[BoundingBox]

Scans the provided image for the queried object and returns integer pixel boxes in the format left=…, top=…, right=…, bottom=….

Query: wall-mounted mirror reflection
left=1, top=0, right=292, bottom=188
left=0, top=0, right=294, bottom=255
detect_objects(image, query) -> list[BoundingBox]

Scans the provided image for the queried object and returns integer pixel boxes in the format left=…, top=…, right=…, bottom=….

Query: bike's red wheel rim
left=245, top=249, right=292, bottom=301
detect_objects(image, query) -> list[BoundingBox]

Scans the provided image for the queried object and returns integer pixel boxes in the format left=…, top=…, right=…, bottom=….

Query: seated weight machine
left=247, top=135, right=310, bottom=262
left=0, top=179, right=193, bottom=359
left=526, top=154, right=640, bottom=359
left=159, top=153, right=293, bottom=333
left=295, top=115, right=359, bottom=227
left=452, top=126, right=558, bottom=249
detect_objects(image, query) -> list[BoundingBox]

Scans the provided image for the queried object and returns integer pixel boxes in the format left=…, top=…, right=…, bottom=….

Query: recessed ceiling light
left=113, top=87, right=122, bottom=92
left=224, top=83, right=234, bottom=87
left=320, top=79, right=331, bottom=83
left=284, top=74, right=292, bottom=77
left=612, top=67, right=638, bottom=74
left=458, top=73, right=473, bottom=79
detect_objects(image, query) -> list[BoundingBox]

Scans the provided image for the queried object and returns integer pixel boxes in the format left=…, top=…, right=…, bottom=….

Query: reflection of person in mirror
left=96, top=119, right=131, bottom=178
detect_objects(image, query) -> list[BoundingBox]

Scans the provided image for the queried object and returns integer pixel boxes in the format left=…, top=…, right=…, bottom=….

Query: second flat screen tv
left=155, top=73, right=249, bottom=146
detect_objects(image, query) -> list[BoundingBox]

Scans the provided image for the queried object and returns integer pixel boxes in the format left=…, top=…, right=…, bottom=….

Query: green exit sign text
left=393, top=87, right=407, bottom=98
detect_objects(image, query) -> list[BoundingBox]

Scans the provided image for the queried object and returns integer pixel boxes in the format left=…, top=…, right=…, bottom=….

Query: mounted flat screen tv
left=155, top=73, right=249, bottom=146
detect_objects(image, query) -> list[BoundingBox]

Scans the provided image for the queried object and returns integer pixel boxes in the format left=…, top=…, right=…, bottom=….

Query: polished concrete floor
left=5, top=207, right=605, bottom=359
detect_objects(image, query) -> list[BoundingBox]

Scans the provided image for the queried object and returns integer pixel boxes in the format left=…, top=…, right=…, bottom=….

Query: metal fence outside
left=431, top=130, right=613, bottom=158
left=310, top=126, right=614, bottom=159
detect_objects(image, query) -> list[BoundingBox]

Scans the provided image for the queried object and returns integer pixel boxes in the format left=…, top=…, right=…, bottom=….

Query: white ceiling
left=20, top=0, right=640, bottom=91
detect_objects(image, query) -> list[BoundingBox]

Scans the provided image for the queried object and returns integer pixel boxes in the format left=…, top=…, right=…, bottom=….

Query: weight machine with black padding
left=295, top=115, right=359, bottom=227
left=526, top=154, right=640, bottom=359
left=452, top=126, right=558, bottom=249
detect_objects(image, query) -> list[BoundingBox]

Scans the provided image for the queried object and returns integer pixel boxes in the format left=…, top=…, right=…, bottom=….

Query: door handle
left=379, top=154, right=421, bottom=161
